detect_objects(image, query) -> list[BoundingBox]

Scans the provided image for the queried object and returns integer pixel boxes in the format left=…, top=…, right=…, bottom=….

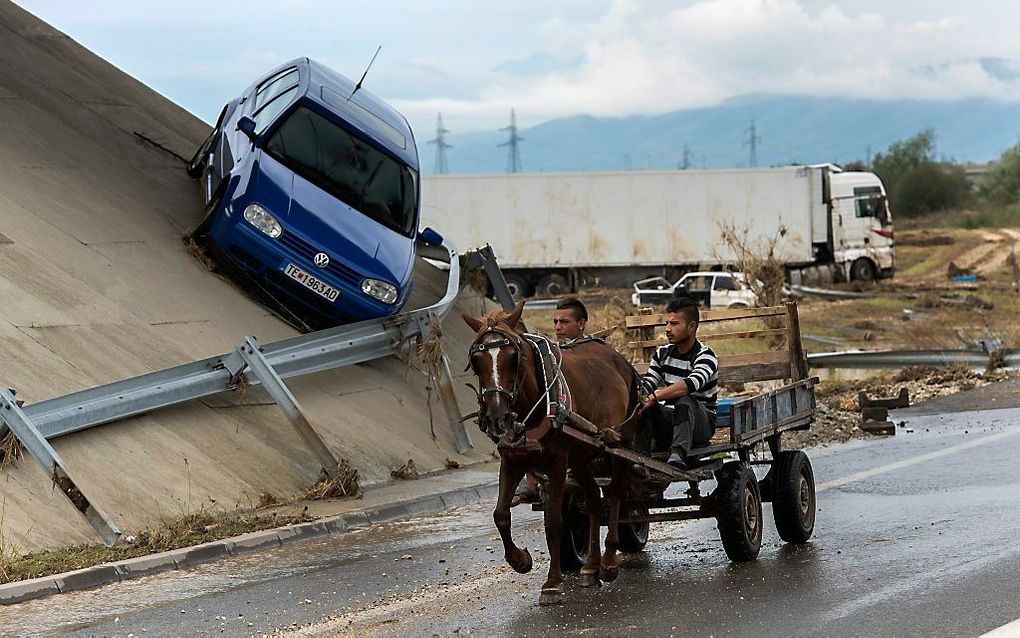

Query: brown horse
left=462, top=301, right=644, bottom=605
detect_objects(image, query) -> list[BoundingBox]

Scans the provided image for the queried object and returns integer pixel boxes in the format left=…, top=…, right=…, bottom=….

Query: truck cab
left=828, top=171, right=895, bottom=281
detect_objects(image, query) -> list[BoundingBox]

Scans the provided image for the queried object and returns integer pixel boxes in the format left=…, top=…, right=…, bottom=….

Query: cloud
left=395, top=0, right=1020, bottom=133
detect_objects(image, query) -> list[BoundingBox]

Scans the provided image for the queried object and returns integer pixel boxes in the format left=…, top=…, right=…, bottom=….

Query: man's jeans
left=634, top=396, right=716, bottom=457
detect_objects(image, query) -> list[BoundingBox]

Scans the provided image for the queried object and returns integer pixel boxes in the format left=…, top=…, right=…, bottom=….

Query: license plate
left=282, top=263, right=340, bottom=302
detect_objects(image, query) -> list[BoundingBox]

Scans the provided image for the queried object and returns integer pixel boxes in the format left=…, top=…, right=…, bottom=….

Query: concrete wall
left=0, top=1, right=493, bottom=552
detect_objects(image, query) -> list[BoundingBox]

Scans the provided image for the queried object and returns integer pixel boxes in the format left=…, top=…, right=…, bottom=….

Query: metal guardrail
left=807, top=349, right=1020, bottom=369
left=790, top=285, right=875, bottom=300
left=0, top=239, right=471, bottom=546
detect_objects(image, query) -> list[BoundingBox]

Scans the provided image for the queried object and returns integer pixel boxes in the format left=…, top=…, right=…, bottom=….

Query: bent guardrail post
left=474, top=244, right=517, bottom=312
left=411, top=312, right=472, bottom=454
left=0, top=388, right=121, bottom=547
left=232, top=336, right=342, bottom=478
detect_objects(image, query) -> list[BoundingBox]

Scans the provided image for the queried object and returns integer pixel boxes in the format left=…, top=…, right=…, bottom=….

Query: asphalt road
left=4, top=404, right=1020, bottom=637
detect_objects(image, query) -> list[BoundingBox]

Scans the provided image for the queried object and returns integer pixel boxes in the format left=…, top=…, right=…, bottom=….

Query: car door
left=711, top=274, right=739, bottom=308
left=681, top=274, right=713, bottom=308
left=209, top=67, right=299, bottom=200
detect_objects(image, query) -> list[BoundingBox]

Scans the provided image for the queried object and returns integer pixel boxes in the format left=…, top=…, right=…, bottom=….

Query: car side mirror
left=420, top=226, right=444, bottom=246
left=237, top=116, right=258, bottom=142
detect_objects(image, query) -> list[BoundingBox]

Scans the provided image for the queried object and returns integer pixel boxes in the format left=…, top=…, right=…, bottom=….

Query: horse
left=462, top=300, right=646, bottom=605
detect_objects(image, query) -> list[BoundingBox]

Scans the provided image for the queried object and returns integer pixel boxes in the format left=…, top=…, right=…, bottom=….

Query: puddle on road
left=0, top=502, right=521, bottom=637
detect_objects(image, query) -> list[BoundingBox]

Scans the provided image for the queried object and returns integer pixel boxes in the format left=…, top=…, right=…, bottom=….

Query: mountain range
left=425, top=94, right=1020, bottom=175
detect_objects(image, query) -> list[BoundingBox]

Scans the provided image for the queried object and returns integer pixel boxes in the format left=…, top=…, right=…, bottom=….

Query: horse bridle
left=466, top=325, right=535, bottom=434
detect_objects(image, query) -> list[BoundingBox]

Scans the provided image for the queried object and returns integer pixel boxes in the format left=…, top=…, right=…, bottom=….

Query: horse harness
left=467, top=325, right=572, bottom=447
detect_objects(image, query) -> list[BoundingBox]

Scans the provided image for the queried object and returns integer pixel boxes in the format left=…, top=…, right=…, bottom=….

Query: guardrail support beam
left=412, top=314, right=473, bottom=453
left=0, top=388, right=121, bottom=547
left=234, top=337, right=343, bottom=479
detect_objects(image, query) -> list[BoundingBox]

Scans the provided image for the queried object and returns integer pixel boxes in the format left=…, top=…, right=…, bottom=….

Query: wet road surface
left=4, top=405, right=1020, bottom=637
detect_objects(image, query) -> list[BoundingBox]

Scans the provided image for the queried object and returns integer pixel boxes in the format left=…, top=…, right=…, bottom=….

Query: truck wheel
left=537, top=274, right=569, bottom=298
left=559, top=493, right=588, bottom=571
left=715, top=461, right=762, bottom=562
left=850, top=258, right=876, bottom=282
left=772, top=450, right=816, bottom=544
left=617, top=507, right=650, bottom=553
left=503, top=273, right=532, bottom=301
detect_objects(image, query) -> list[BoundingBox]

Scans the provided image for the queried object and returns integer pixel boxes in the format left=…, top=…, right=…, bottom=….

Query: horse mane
left=483, top=308, right=518, bottom=331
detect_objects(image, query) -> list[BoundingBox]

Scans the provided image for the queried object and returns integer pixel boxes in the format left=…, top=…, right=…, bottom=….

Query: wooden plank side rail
left=625, top=302, right=807, bottom=386
left=628, top=327, right=788, bottom=350
left=625, top=305, right=789, bottom=328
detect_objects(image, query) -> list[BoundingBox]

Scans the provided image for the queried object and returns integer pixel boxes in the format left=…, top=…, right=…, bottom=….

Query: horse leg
left=574, top=467, right=603, bottom=588
left=539, top=453, right=569, bottom=605
left=601, top=478, right=624, bottom=583
left=494, top=459, right=532, bottom=574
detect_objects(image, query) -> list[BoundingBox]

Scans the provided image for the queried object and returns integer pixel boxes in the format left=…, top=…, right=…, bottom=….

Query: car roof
left=683, top=271, right=737, bottom=277
left=284, top=58, right=419, bottom=171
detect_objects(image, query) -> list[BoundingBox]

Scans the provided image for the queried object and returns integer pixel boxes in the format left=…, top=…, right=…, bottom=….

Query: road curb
left=0, top=477, right=497, bottom=606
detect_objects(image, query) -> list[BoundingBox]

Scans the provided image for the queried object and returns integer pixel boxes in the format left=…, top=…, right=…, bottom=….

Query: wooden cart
left=535, top=302, right=818, bottom=568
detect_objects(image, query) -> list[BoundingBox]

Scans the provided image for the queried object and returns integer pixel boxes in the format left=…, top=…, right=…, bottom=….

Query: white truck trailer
left=421, top=166, right=894, bottom=297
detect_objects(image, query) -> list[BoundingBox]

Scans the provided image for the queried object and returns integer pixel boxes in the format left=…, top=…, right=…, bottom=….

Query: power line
left=427, top=112, right=452, bottom=174
left=744, top=118, right=761, bottom=168
left=498, top=108, right=523, bottom=173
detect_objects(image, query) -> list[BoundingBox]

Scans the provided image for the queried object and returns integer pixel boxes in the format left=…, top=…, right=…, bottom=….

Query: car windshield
left=264, top=105, right=418, bottom=236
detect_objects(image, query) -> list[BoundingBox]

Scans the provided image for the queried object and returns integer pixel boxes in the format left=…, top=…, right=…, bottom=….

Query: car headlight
left=361, top=278, right=398, bottom=304
left=243, top=203, right=282, bottom=239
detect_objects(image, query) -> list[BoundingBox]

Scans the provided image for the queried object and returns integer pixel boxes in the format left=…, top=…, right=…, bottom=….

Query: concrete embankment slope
left=0, top=1, right=492, bottom=552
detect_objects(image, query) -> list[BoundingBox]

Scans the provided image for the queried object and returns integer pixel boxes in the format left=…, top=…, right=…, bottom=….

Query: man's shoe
left=667, top=453, right=687, bottom=471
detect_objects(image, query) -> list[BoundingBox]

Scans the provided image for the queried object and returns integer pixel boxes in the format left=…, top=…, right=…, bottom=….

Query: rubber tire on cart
left=772, top=450, right=816, bottom=543
left=503, top=273, right=532, bottom=301
left=617, top=507, right=650, bottom=553
left=559, top=493, right=589, bottom=571
left=537, top=274, right=570, bottom=298
left=850, top=258, right=876, bottom=282
left=715, top=461, right=763, bottom=562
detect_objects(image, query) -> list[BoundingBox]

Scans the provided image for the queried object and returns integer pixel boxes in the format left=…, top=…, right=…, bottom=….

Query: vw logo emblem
left=313, top=252, right=330, bottom=268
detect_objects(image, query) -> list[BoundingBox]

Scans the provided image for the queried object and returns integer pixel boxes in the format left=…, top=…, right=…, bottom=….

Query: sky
left=14, top=0, right=1020, bottom=141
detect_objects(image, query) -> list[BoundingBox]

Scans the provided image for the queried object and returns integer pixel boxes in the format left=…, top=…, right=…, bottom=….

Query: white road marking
left=816, top=428, right=1020, bottom=493
left=982, top=617, right=1020, bottom=637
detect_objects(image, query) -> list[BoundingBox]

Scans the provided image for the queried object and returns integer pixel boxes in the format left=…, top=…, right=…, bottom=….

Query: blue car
left=187, top=58, right=435, bottom=328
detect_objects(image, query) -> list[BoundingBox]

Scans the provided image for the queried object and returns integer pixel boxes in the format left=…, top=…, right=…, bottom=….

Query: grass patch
left=303, top=459, right=360, bottom=501
left=958, top=206, right=1020, bottom=229
left=0, top=507, right=313, bottom=584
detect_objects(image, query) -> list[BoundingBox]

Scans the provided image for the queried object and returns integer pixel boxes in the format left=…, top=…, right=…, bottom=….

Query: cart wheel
left=559, top=493, right=589, bottom=571
left=617, top=507, right=650, bottom=553
left=715, top=461, right=763, bottom=562
left=772, top=450, right=816, bottom=543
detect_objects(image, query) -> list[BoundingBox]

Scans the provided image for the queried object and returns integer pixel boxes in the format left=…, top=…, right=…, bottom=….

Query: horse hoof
left=509, top=547, right=533, bottom=574
left=579, top=570, right=601, bottom=587
left=600, top=565, right=619, bottom=583
left=539, top=587, right=564, bottom=606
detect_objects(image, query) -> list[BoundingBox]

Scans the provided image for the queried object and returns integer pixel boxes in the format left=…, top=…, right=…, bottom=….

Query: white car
left=631, top=271, right=759, bottom=309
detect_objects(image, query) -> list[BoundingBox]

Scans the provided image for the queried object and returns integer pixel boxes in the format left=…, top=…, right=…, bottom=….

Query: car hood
left=254, top=152, right=415, bottom=286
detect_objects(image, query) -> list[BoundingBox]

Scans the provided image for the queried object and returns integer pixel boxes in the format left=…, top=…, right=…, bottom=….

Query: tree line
left=846, top=129, right=1020, bottom=225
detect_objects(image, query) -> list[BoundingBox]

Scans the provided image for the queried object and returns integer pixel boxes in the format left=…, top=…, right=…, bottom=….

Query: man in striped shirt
left=638, top=297, right=718, bottom=470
